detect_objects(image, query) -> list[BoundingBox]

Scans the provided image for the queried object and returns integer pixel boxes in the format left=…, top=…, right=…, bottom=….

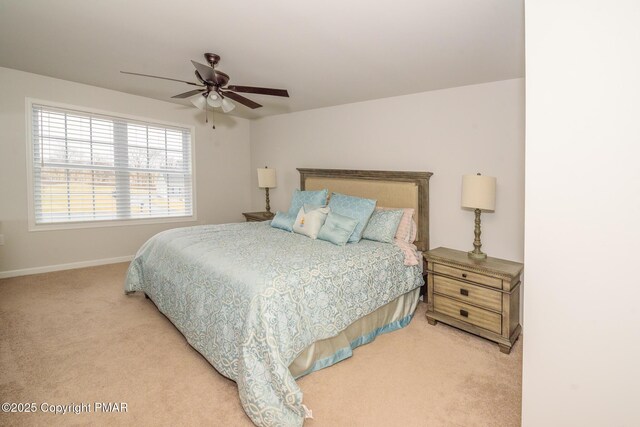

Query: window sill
left=28, top=215, right=198, bottom=232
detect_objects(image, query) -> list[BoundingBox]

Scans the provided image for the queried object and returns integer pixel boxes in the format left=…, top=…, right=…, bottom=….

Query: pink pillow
left=377, top=207, right=415, bottom=242
left=408, top=219, right=417, bottom=244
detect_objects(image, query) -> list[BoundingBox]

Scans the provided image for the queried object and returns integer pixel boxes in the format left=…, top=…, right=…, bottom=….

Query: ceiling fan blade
left=222, top=91, right=262, bottom=109
left=227, top=85, right=289, bottom=97
left=120, top=71, right=201, bottom=86
left=191, top=61, right=221, bottom=85
left=195, top=70, right=207, bottom=85
left=171, top=89, right=205, bottom=99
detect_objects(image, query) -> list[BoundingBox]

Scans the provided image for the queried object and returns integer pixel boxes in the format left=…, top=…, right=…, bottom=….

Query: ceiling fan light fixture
left=221, top=97, right=236, bottom=113
left=207, top=92, right=223, bottom=108
left=190, top=93, right=208, bottom=110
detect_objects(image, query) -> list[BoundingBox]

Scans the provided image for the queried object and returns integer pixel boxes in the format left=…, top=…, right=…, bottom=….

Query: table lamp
left=257, top=167, right=277, bottom=215
left=461, top=173, right=496, bottom=260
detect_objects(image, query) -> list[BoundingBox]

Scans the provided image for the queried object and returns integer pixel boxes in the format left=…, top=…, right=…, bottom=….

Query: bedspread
left=124, top=222, right=423, bottom=426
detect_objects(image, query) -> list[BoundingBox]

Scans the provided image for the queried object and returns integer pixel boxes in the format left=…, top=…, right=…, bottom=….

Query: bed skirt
left=290, top=287, right=420, bottom=379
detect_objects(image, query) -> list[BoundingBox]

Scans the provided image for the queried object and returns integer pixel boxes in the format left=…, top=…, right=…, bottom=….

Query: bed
left=124, top=168, right=432, bottom=426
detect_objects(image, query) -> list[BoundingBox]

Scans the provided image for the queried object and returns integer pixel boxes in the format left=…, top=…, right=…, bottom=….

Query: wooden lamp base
left=468, top=208, right=487, bottom=260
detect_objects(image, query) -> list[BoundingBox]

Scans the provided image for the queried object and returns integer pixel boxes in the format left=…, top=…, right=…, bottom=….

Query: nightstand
left=425, top=247, right=524, bottom=354
left=242, top=211, right=275, bottom=222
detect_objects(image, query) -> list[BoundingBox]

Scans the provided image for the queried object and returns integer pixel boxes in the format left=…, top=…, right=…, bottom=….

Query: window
left=28, top=101, right=195, bottom=229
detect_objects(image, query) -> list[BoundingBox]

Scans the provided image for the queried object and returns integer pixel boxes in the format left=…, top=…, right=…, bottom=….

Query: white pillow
left=293, top=205, right=330, bottom=239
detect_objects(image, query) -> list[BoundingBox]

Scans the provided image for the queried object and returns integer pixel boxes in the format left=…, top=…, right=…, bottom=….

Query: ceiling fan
left=121, top=53, right=289, bottom=127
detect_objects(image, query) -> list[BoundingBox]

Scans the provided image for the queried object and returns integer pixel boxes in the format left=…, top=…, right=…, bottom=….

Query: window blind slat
left=31, top=104, right=193, bottom=225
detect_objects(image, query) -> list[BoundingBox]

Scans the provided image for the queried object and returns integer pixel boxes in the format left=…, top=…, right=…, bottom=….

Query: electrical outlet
left=0, top=234, right=4, bottom=245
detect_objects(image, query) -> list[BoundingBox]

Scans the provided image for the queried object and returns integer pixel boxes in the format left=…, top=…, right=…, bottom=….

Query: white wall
left=0, top=67, right=252, bottom=275
left=523, top=1, right=640, bottom=426
left=250, top=79, right=525, bottom=263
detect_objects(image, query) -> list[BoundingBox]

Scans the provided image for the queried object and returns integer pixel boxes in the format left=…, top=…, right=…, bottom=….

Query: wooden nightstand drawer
left=433, top=275, right=502, bottom=312
left=433, top=263, right=502, bottom=289
left=433, top=295, right=502, bottom=334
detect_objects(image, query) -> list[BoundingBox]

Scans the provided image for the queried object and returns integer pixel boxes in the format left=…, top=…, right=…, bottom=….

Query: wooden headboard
left=298, top=168, right=433, bottom=252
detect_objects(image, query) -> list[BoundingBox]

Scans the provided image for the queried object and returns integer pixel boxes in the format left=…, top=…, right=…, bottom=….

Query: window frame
left=25, top=98, right=198, bottom=231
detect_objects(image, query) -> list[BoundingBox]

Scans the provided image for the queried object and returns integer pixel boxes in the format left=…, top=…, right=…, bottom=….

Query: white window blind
left=30, top=103, right=193, bottom=226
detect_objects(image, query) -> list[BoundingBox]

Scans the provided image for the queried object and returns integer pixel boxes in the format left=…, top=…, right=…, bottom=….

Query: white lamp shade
left=257, top=168, right=277, bottom=188
left=461, top=174, right=496, bottom=211
left=221, top=98, right=236, bottom=113
left=207, top=92, right=223, bottom=108
left=190, top=94, right=207, bottom=110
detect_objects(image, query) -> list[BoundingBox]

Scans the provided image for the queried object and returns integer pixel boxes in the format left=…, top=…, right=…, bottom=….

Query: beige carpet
left=0, top=263, right=522, bottom=426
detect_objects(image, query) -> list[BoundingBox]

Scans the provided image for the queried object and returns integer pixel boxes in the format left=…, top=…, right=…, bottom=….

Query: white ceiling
left=0, top=0, right=524, bottom=120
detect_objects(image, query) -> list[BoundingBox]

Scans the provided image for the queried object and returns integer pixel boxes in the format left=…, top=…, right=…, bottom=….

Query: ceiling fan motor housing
left=212, top=70, right=230, bottom=87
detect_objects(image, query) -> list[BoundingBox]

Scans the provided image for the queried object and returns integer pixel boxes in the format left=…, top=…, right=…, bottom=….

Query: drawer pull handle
left=460, top=309, right=469, bottom=318
left=462, top=273, right=468, bottom=278
left=460, top=289, right=469, bottom=296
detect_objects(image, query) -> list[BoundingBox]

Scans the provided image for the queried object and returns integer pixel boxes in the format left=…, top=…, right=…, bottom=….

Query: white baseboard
left=0, top=255, right=134, bottom=279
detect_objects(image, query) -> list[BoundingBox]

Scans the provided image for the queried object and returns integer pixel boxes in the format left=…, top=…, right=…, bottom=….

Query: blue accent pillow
left=362, top=209, right=404, bottom=243
left=327, top=193, right=377, bottom=243
left=317, top=212, right=359, bottom=246
left=287, top=189, right=328, bottom=216
left=270, top=211, right=296, bottom=232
